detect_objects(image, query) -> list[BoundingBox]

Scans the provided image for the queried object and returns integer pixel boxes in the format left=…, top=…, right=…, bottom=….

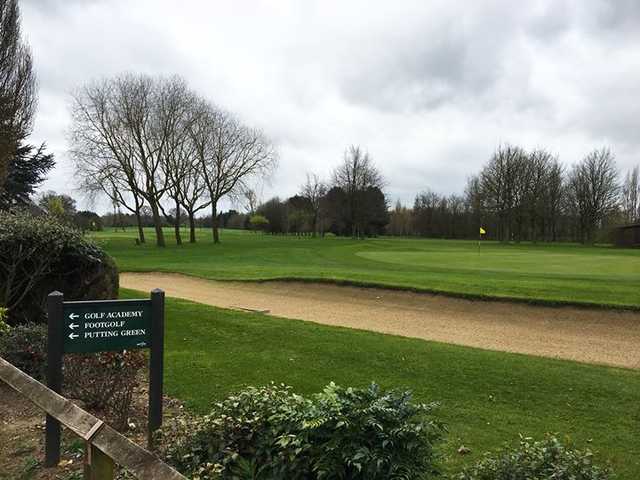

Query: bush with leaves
left=158, top=382, right=445, bottom=480
left=0, top=321, right=48, bottom=380
left=456, top=435, right=613, bottom=480
left=0, top=211, right=118, bottom=325
left=0, top=307, right=9, bottom=334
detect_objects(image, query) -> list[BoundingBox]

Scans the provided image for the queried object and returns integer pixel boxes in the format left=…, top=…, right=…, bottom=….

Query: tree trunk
left=211, top=203, right=220, bottom=244
left=188, top=211, right=196, bottom=243
left=149, top=201, right=165, bottom=247
left=134, top=207, right=145, bottom=244
left=174, top=201, right=182, bottom=245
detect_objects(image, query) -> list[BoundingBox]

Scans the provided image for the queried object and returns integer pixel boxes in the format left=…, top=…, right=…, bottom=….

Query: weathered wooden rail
left=0, top=356, right=187, bottom=480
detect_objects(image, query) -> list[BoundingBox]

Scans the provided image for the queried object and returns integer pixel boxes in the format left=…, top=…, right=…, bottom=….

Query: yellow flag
left=479, top=227, right=486, bottom=235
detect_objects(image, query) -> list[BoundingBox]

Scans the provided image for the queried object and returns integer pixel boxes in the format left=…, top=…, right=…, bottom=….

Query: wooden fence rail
left=0, top=356, right=187, bottom=480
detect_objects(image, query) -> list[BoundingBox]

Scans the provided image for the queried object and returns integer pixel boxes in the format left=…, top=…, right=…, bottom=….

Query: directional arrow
left=68, top=332, right=79, bottom=340
left=69, top=323, right=79, bottom=330
left=136, top=342, right=146, bottom=347
left=68, top=313, right=79, bottom=320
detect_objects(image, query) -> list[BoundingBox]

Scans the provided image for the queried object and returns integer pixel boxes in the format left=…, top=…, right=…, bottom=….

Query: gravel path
left=121, top=272, right=640, bottom=369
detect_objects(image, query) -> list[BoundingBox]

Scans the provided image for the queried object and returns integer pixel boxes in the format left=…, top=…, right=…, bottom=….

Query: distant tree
left=324, top=186, right=348, bottom=235
left=567, top=148, right=619, bottom=244
left=332, top=145, right=385, bottom=238
left=190, top=102, right=277, bottom=244
left=300, top=173, right=327, bottom=236
left=621, top=166, right=639, bottom=224
left=249, top=214, right=269, bottom=232
left=257, top=197, right=287, bottom=234
left=74, top=210, right=102, bottom=232
left=38, top=191, right=77, bottom=222
left=480, top=144, right=528, bottom=242
left=387, top=201, right=413, bottom=236
left=243, top=188, right=259, bottom=216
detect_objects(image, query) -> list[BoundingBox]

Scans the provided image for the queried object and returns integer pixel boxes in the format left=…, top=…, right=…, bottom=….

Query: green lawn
left=121, top=288, right=640, bottom=478
left=98, top=228, right=640, bottom=308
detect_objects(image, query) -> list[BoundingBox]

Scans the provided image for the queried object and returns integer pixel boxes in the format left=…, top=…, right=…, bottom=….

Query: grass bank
left=121, top=288, right=640, bottom=477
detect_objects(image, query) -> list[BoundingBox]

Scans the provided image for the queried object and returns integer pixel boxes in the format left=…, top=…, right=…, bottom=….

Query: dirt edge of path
left=121, top=272, right=640, bottom=370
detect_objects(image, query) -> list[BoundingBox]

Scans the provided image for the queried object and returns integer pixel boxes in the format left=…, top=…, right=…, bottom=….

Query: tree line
left=92, top=142, right=638, bottom=246
left=388, top=145, right=639, bottom=244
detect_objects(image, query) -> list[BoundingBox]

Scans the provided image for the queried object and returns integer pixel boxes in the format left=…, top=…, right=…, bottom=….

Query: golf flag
left=480, top=227, right=486, bottom=235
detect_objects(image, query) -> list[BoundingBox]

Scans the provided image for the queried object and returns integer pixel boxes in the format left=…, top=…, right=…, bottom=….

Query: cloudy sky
left=21, top=0, right=640, bottom=212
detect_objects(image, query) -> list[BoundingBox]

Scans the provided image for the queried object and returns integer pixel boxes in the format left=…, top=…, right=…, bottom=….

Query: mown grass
left=121, top=288, right=640, bottom=478
left=99, top=228, right=640, bottom=308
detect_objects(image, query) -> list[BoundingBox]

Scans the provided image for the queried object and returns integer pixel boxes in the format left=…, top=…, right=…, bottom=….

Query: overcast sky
left=20, top=0, right=640, bottom=212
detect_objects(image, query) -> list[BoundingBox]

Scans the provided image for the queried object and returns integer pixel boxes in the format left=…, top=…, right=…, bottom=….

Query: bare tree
left=192, top=103, right=277, bottom=243
left=332, top=145, right=384, bottom=238
left=300, top=173, right=327, bottom=236
left=480, top=144, right=527, bottom=241
left=242, top=188, right=259, bottom=216
left=541, top=158, right=564, bottom=241
left=567, top=148, right=619, bottom=244
left=70, top=74, right=196, bottom=247
left=621, top=166, right=639, bottom=224
left=0, top=0, right=37, bottom=194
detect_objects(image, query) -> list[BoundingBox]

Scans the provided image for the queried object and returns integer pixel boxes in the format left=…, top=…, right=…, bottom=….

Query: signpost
left=45, top=289, right=165, bottom=467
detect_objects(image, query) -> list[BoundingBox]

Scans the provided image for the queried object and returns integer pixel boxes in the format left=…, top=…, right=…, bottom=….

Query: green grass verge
left=121, top=288, right=640, bottom=478
left=97, top=228, right=640, bottom=308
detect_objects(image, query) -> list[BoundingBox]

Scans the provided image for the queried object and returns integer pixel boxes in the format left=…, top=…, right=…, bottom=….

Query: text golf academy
left=79, top=309, right=146, bottom=339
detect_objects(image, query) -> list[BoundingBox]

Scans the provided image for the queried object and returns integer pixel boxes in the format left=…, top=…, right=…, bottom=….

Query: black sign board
left=45, top=289, right=165, bottom=467
left=63, top=299, right=151, bottom=353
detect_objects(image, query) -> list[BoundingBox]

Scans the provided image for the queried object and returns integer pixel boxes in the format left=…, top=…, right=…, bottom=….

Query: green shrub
left=159, top=382, right=444, bottom=480
left=0, top=307, right=9, bottom=334
left=457, top=435, right=613, bottom=480
left=0, top=211, right=118, bottom=325
left=0, top=322, right=48, bottom=380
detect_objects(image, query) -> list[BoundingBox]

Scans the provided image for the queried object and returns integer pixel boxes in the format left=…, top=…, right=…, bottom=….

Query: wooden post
left=84, top=443, right=115, bottom=480
left=46, top=291, right=64, bottom=467
left=148, top=289, right=165, bottom=449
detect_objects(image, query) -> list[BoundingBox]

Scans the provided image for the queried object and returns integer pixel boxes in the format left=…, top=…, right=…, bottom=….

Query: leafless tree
left=300, top=173, right=327, bottom=236
left=0, top=0, right=37, bottom=192
left=70, top=74, right=196, bottom=247
left=480, top=144, right=527, bottom=241
left=332, top=145, right=384, bottom=238
left=192, top=103, right=277, bottom=243
left=541, top=158, right=564, bottom=242
left=242, top=188, right=259, bottom=216
left=567, top=148, right=619, bottom=244
left=621, top=166, right=639, bottom=224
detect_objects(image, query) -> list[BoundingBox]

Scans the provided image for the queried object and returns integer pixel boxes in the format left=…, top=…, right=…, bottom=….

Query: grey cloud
left=15, top=0, right=640, bottom=210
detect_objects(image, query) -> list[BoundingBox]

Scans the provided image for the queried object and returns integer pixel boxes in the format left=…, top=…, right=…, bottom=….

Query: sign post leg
left=148, top=289, right=165, bottom=449
left=45, top=291, right=64, bottom=467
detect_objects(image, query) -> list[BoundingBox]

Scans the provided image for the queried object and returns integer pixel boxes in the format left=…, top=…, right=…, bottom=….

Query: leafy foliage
left=0, top=143, right=55, bottom=209
left=249, top=214, right=269, bottom=231
left=0, top=321, right=47, bottom=380
left=0, top=211, right=118, bottom=325
left=457, top=435, right=613, bottom=480
left=159, top=382, right=444, bottom=480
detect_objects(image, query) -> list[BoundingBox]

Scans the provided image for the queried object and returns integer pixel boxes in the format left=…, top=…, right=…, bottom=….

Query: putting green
left=356, top=249, right=640, bottom=278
